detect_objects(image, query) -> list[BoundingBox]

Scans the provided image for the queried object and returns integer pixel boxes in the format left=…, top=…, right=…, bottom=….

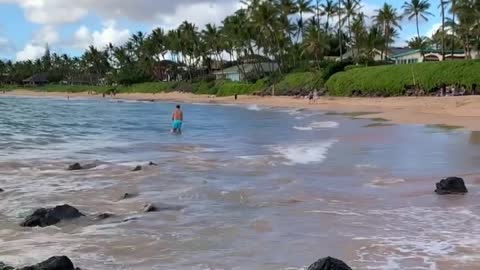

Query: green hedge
left=274, top=72, right=323, bottom=95
left=215, top=79, right=268, bottom=96
left=326, top=60, right=480, bottom=96
left=37, top=84, right=113, bottom=93
left=119, top=82, right=175, bottom=93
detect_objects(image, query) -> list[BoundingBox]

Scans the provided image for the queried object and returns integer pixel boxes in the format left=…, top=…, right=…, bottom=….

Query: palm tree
left=302, top=24, right=330, bottom=68
left=202, top=23, right=224, bottom=67
left=374, top=3, right=403, bottom=60
left=296, top=0, right=314, bottom=40
left=449, top=0, right=458, bottom=57
left=440, top=0, right=447, bottom=59
left=321, top=0, right=338, bottom=32
left=342, top=0, right=361, bottom=41
left=351, top=13, right=368, bottom=58
left=407, top=36, right=431, bottom=50
left=402, top=0, right=433, bottom=40
left=338, top=0, right=345, bottom=59
left=453, top=0, right=477, bottom=59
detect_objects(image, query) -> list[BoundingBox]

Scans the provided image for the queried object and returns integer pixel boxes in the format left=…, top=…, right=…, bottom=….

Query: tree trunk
left=348, top=15, right=353, bottom=58
left=338, top=0, right=343, bottom=60
left=441, top=0, right=445, bottom=60
left=416, top=14, right=424, bottom=58
left=451, top=13, right=456, bottom=57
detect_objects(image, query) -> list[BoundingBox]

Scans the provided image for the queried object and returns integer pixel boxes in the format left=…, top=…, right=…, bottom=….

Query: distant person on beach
left=171, top=105, right=183, bottom=134
left=308, top=91, right=313, bottom=103
left=313, top=90, right=319, bottom=103
left=235, top=93, right=238, bottom=100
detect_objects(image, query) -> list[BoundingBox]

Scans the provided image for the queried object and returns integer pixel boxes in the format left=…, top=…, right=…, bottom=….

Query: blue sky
left=0, top=0, right=443, bottom=61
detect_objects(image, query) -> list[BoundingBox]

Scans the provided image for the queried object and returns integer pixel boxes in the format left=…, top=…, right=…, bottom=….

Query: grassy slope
left=326, top=60, right=480, bottom=96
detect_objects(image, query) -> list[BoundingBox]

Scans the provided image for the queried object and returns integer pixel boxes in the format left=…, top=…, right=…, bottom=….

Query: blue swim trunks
left=172, top=120, right=182, bottom=130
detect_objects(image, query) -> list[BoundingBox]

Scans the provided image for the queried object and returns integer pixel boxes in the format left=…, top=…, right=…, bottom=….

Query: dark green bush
left=326, top=60, right=480, bottom=96
left=274, top=72, right=323, bottom=95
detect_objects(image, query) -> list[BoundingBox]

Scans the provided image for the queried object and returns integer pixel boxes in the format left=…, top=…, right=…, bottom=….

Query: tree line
left=0, top=0, right=476, bottom=86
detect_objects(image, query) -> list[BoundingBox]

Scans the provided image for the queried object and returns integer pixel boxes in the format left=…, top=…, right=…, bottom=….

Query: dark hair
left=176, top=105, right=180, bottom=109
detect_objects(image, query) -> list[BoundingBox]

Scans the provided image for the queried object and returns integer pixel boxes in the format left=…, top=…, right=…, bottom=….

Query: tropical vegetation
left=0, top=0, right=480, bottom=96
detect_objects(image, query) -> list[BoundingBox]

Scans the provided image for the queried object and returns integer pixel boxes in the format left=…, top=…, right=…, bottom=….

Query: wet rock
left=67, top=162, right=97, bottom=171
left=435, top=177, right=468, bottom=195
left=96, top=213, right=114, bottom=220
left=143, top=203, right=157, bottom=212
left=21, top=204, right=84, bottom=227
left=123, top=216, right=139, bottom=222
left=132, top=165, right=142, bottom=172
left=67, top=163, right=83, bottom=171
left=143, top=203, right=184, bottom=213
left=18, top=256, right=75, bottom=270
left=0, top=262, right=14, bottom=270
left=307, top=257, right=352, bottom=270
left=148, top=161, right=158, bottom=166
left=121, top=192, right=137, bottom=200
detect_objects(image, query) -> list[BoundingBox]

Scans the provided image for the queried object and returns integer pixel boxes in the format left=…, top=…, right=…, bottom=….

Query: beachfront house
left=22, top=73, right=48, bottom=86
left=213, top=62, right=279, bottom=82
left=391, top=49, right=474, bottom=64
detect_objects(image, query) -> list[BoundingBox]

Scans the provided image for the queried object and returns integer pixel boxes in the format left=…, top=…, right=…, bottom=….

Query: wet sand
left=6, top=89, right=480, bottom=130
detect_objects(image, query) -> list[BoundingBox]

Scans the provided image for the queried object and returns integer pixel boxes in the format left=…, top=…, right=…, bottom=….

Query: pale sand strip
left=5, top=89, right=480, bottom=131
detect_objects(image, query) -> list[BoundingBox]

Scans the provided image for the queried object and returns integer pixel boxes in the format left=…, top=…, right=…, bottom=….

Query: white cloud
left=0, top=0, right=239, bottom=25
left=16, top=43, right=45, bottom=61
left=159, top=1, right=242, bottom=29
left=71, top=20, right=130, bottom=50
left=0, top=36, right=15, bottom=55
left=32, top=25, right=59, bottom=45
left=425, top=23, right=442, bottom=38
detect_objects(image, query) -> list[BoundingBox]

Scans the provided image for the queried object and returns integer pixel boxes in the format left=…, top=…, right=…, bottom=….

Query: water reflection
left=469, top=131, right=480, bottom=145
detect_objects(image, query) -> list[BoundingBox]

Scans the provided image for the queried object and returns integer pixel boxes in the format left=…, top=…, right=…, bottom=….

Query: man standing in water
left=172, top=105, right=183, bottom=134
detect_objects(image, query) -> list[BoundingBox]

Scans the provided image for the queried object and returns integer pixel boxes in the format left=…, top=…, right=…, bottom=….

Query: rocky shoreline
left=0, top=159, right=470, bottom=269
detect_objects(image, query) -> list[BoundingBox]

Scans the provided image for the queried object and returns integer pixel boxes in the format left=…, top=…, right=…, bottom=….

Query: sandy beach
left=6, top=89, right=480, bottom=131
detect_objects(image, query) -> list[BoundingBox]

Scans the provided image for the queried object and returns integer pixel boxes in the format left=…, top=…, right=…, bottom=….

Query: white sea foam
left=246, top=104, right=267, bottom=111
left=293, top=121, right=339, bottom=131
left=293, top=126, right=313, bottom=131
left=270, top=140, right=337, bottom=165
left=366, top=177, right=406, bottom=187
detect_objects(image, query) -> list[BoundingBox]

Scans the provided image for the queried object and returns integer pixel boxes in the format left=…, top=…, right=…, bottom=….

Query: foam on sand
left=270, top=140, right=337, bottom=165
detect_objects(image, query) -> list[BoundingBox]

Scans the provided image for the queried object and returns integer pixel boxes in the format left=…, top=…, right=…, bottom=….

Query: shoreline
left=5, top=89, right=480, bottom=131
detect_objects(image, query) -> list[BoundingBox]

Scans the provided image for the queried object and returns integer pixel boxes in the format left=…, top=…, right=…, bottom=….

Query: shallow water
left=1, top=96, right=480, bottom=269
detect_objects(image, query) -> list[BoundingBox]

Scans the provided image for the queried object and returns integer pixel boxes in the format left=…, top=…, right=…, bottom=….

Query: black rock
left=132, top=165, right=142, bottom=172
left=21, top=204, right=84, bottom=227
left=148, top=162, right=158, bottom=166
left=67, top=162, right=97, bottom=171
left=307, top=257, right=352, bottom=270
left=18, top=256, right=75, bottom=270
left=143, top=203, right=184, bottom=213
left=67, top=163, right=83, bottom=171
left=123, top=216, right=139, bottom=222
left=121, top=192, right=137, bottom=200
left=435, top=177, right=468, bottom=195
left=143, top=203, right=157, bottom=212
left=0, top=188, right=4, bottom=192
left=96, top=213, right=114, bottom=220
left=0, top=262, right=14, bottom=270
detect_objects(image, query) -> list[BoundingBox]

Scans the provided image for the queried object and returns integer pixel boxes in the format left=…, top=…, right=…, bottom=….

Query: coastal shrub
left=216, top=79, right=268, bottom=96
left=37, top=84, right=112, bottom=93
left=274, top=72, right=323, bottom=95
left=120, top=82, right=174, bottom=93
left=322, top=60, right=354, bottom=81
left=194, top=81, right=217, bottom=95
left=326, top=60, right=480, bottom=96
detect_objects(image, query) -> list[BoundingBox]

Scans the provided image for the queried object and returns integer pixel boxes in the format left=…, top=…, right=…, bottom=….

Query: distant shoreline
left=5, top=89, right=480, bottom=131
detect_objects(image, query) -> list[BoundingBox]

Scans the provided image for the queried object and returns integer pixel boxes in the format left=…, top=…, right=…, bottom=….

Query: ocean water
left=1, top=96, right=480, bottom=269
